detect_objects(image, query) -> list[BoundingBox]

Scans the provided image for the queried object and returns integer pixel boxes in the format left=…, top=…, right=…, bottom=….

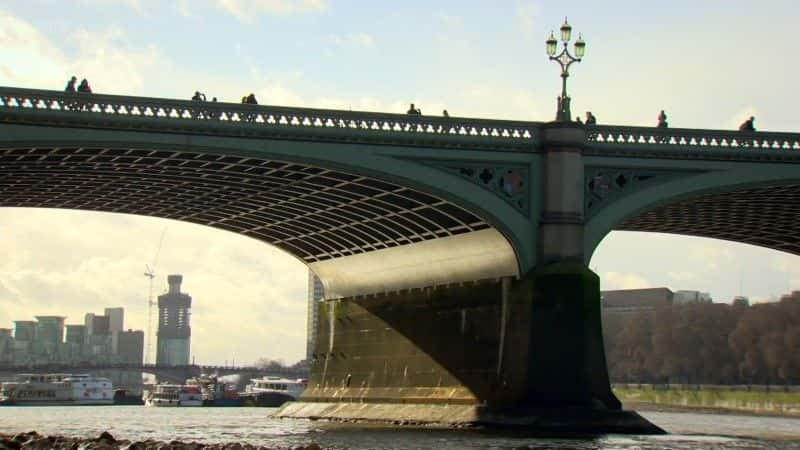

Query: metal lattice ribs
left=619, top=184, right=800, bottom=255
left=0, top=147, right=489, bottom=262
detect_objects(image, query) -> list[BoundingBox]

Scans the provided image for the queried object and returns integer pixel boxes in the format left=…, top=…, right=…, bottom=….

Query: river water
left=0, top=406, right=798, bottom=449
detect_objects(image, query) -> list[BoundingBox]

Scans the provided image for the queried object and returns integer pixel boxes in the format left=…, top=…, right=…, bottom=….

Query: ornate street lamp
left=546, top=18, right=586, bottom=122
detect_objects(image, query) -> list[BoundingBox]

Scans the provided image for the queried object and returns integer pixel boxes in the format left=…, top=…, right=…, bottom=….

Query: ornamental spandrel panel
left=584, top=168, right=701, bottom=219
left=419, top=160, right=530, bottom=216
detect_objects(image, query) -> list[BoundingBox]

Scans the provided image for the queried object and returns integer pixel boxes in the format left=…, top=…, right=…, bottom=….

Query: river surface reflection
left=0, top=406, right=798, bottom=449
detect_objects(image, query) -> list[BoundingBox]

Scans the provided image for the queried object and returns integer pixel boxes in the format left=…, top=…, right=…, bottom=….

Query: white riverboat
left=144, top=383, right=203, bottom=407
left=242, top=376, right=307, bottom=407
left=0, top=373, right=114, bottom=406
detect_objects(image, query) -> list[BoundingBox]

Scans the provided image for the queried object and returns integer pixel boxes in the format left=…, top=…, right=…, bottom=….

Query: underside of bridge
left=0, top=146, right=490, bottom=262
left=618, top=184, right=800, bottom=255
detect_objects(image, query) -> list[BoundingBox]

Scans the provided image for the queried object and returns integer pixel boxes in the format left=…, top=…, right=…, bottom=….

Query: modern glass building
left=306, top=270, right=325, bottom=360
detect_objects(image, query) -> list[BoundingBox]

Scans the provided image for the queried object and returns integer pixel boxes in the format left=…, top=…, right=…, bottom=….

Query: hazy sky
left=1, top=1, right=799, bottom=365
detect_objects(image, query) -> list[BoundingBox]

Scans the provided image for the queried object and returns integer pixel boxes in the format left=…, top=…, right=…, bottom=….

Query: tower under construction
left=156, top=274, right=191, bottom=366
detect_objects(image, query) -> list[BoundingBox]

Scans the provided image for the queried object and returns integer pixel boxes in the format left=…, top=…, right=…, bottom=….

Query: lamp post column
left=546, top=18, right=586, bottom=122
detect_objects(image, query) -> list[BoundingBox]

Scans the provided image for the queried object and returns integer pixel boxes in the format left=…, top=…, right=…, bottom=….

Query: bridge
left=2, top=86, right=799, bottom=433
left=0, top=363, right=308, bottom=385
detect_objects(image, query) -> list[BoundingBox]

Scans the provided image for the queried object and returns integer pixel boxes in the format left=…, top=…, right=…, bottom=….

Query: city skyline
left=0, top=303, right=144, bottom=366
left=1, top=1, right=799, bottom=365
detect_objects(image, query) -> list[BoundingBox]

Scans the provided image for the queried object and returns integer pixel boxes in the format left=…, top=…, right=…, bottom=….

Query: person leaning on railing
left=739, top=116, right=756, bottom=132
left=77, top=78, right=92, bottom=93
left=64, top=76, right=77, bottom=92
left=657, top=110, right=668, bottom=128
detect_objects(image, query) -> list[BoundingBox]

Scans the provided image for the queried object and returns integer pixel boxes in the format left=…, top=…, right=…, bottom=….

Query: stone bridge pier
left=277, top=124, right=663, bottom=434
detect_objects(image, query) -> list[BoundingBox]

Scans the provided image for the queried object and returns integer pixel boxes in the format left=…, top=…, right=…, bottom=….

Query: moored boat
left=241, top=376, right=307, bottom=407
left=185, top=375, right=244, bottom=407
left=144, top=383, right=203, bottom=407
left=0, top=373, right=113, bottom=406
left=114, top=388, right=145, bottom=405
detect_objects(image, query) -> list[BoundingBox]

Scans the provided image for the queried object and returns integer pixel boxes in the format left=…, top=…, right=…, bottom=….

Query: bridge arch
left=0, top=124, right=530, bottom=298
left=584, top=163, right=800, bottom=262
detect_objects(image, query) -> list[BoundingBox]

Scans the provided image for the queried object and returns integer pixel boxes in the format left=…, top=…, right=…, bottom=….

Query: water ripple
left=0, top=406, right=798, bottom=450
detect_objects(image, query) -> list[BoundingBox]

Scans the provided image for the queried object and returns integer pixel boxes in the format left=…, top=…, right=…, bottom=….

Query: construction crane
left=144, top=227, right=167, bottom=365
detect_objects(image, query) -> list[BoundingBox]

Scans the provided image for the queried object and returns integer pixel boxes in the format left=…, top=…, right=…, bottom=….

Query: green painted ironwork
left=0, top=87, right=540, bottom=150
left=584, top=168, right=701, bottom=219
left=4, top=86, right=800, bottom=284
left=587, top=125, right=800, bottom=153
left=418, top=160, right=530, bottom=216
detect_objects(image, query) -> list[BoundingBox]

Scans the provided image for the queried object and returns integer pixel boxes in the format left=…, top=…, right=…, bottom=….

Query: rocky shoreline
left=0, top=431, right=323, bottom=450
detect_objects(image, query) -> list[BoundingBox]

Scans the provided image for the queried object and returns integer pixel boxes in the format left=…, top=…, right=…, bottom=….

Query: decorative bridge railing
left=588, top=125, right=800, bottom=152
left=2, top=87, right=799, bottom=154
left=0, top=87, right=538, bottom=149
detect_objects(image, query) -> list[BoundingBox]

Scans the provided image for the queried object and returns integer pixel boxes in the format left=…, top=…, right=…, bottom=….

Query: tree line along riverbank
left=613, top=384, right=800, bottom=417
left=602, top=295, right=800, bottom=385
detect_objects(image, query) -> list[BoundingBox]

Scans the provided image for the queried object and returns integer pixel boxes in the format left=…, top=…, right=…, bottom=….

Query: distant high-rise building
left=64, top=324, right=86, bottom=361
left=306, top=270, right=325, bottom=360
left=104, top=307, right=125, bottom=353
left=34, top=316, right=66, bottom=357
left=84, top=313, right=111, bottom=357
left=156, top=274, right=192, bottom=366
left=13, top=320, right=36, bottom=341
left=35, top=316, right=66, bottom=343
left=118, top=329, right=144, bottom=364
left=0, top=329, right=12, bottom=363
left=64, top=325, right=86, bottom=345
left=84, top=313, right=110, bottom=339
left=12, top=321, right=36, bottom=363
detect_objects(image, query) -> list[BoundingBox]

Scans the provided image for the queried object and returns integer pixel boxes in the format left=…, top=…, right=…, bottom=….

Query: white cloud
left=0, top=10, right=65, bottom=87
left=328, top=32, right=377, bottom=49
left=66, top=28, right=161, bottom=95
left=0, top=11, right=161, bottom=96
left=438, top=12, right=463, bottom=30
left=213, top=0, right=327, bottom=22
left=688, top=244, right=736, bottom=272
left=515, top=0, right=539, bottom=40
left=601, top=271, right=652, bottom=291
left=458, top=84, right=549, bottom=121
left=668, top=271, right=697, bottom=282
left=77, top=0, right=144, bottom=13
left=175, top=0, right=199, bottom=19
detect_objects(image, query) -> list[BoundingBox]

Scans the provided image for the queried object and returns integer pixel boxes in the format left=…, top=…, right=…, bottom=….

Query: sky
left=1, top=0, right=799, bottom=365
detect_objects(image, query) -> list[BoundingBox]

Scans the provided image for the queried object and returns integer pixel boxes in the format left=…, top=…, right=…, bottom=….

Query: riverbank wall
left=614, top=384, right=800, bottom=417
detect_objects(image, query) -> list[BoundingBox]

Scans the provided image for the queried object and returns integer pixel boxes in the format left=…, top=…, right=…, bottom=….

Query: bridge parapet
left=0, top=87, right=539, bottom=149
left=588, top=125, right=800, bottom=153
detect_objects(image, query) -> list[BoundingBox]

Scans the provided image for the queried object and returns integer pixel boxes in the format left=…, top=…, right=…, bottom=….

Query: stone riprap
left=0, top=431, right=322, bottom=450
